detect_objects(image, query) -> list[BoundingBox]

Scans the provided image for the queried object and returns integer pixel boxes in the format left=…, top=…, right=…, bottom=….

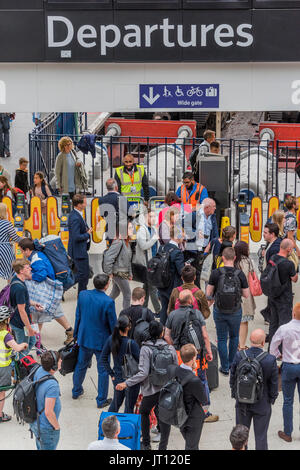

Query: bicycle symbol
left=187, top=86, right=203, bottom=97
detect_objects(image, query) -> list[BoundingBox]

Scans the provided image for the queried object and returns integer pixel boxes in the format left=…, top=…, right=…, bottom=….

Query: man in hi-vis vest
left=114, top=154, right=149, bottom=205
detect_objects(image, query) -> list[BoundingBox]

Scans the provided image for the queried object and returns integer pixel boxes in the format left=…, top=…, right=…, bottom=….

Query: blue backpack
left=33, top=236, right=75, bottom=291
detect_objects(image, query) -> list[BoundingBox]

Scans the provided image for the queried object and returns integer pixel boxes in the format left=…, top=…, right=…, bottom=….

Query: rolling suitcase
left=98, top=412, right=141, bottom=450
left=206, top=343, right=219, bottom=391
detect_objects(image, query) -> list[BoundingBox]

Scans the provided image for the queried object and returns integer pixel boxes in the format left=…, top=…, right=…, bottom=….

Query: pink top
left=158, top=202, right=192, bottom=226
left=270, top=319, right=300, bottom=364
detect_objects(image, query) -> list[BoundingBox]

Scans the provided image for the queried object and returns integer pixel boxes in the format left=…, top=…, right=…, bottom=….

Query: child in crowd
left=15, top=157, right=29, bottom=195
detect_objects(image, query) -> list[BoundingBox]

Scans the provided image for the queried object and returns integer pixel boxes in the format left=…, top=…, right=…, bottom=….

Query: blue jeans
left=213, top=307, right=242, bottom=373
left=11, top=325, right=36, bottom=355
left=30, top=422, right=60, bottom=450
left=281, top=362, right=300, bottom=436
left=72, top=346, right=109, bottom=406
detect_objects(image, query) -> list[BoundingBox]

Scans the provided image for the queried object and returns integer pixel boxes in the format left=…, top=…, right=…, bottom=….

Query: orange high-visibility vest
left=180, top=183, right=204, bottom=208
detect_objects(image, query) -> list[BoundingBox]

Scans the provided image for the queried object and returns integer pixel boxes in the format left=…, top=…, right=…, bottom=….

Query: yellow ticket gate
left=268, top=196, right=279, bottom=220
left=24, top=197, right=42, bottom=240
left=2, top=196, right=13, bottom=224
left=249, top=197, right=262, bottom=243
left=46, top=196, right=60, bottom=235
left=91, top=198, right=106, bottom=244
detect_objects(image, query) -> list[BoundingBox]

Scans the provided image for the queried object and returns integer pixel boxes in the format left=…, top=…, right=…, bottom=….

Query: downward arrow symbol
left=142, top=87, right=160, bottom=105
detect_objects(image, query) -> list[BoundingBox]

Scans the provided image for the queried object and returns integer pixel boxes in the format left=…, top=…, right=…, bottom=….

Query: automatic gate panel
left=268, top=196, right=279, bottom=220
left=24, top=196, right=42, bottom=240
left=91, top=198, right=106, bottom=243
left=46, top=196, right=60, bottom=235
left=13, top=213, right=24, bottom=260
left=2, top=196, right=13, bottom=224
left=250, top=196, right=262, bottom=243
left=220, top=216, right=230, bottom=233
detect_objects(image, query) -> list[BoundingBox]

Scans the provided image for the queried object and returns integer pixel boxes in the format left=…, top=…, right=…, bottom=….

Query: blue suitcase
left=98, top=412, right=141, bottom=450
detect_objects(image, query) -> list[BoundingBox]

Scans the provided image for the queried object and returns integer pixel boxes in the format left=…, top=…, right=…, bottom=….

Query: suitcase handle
left=99, top=433, right=133, bottom=440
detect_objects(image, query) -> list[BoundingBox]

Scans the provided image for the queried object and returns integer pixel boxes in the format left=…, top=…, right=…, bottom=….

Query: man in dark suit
left=98, top=178, right=130, bottom=242
left=230, top=329, right=279, bottom=450
left=72, top=274, right=117, bottom=408
left=68, top=194, right=92, bottom=295
left=168, top=344, right=207, bottom=450
left=158, top=226, right=185, bottom=325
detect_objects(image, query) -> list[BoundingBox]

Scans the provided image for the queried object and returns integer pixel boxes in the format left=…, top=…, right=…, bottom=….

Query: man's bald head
left=178, top=289, right=193, bottom=306
left=250, top=329, right=266, bottom=347
left=280, top=238, right=294, bottom=254
left=293, top=303, right=300, bottom=321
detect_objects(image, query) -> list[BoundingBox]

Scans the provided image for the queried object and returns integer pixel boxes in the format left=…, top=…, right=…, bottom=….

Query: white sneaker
left=151, top=433, right=161, bottom=443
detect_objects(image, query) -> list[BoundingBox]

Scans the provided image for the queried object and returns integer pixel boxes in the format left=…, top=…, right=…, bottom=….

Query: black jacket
left=230, top=347, right=279, bottom=414
left=170, top=365, right=206, bottom=422
left=98, top=191, right=130, bottom=238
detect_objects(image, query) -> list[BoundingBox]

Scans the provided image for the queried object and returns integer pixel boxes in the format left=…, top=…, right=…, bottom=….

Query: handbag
left=248, top=259, right=263, bottom=297
left=58, top=340, right=79, bottom=376
left=122, top=340, right=139, bottom=380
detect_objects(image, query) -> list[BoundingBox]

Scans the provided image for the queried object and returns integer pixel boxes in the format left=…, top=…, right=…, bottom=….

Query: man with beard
left=114, top=153, right=149, bottom=205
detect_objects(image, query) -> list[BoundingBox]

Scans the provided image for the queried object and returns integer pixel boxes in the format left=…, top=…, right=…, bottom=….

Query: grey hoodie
left=125, top=338, right=178, bottom=397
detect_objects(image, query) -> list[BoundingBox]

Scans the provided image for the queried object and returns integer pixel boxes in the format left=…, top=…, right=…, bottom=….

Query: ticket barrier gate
left=46, top=194, right=71, bottom=251
left=236, top=192, right=249, bottom=244
left=3, top=194, right=42, bottom=258
left=249, top=197, right=262, bottom=243
left=91, top=197, right=106, bottom=244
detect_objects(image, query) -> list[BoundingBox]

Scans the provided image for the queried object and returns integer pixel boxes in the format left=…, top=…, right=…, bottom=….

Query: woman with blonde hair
left=0, top=202, right=22, bottom=281
left=55, top=136, right=87, bottom=199
left=271, top=209, right=285, bottom=239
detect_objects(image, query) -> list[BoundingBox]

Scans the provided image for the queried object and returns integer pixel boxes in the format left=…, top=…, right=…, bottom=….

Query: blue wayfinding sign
left=139, top=84, right=219, bottom=109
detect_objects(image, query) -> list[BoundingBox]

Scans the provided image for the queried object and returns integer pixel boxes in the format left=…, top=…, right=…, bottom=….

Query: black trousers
left=180, top=416, right=204, bottom=450
left=139, top=392, right=171, bottom=450
left=268, top=294, right=293, bottom=346
left=236, top=405, right=272, bottom=450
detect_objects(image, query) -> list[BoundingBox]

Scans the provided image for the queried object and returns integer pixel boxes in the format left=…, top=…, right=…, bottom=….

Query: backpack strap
left=255, top=351, right=268, bottom=363
left=191, top=287, right=199, bottom=294
left=141, top=308, right=148, bottom=322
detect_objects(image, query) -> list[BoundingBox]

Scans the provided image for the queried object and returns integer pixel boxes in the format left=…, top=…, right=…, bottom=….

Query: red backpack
left=174, top=286, right=200, bottom=310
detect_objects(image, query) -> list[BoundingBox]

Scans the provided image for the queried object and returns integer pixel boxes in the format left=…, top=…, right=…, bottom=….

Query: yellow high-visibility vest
left=116, top=165, right=144, bottom=197
left=0, top=329, right=12, bottom=368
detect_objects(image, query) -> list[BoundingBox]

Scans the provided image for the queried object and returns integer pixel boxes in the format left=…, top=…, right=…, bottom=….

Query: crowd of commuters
left=0, top=133, right=300, bottom=453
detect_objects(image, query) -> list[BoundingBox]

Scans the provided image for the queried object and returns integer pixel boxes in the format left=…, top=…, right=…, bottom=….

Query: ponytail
left=111, top=315, right=130, bottom=357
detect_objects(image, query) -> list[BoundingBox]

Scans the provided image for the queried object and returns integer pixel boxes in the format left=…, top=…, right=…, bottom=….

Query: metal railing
left=29, top=118, right=300, bottom=203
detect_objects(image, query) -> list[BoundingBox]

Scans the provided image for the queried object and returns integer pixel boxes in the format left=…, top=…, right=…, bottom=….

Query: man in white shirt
left=88, top=415, right=130, bottom=450
left=270, top=302, right=300, bottom=443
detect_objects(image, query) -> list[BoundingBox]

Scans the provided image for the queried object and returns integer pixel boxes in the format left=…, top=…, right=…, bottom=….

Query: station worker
left=114, top=153, right=149, bottom=204
left=176, top=171, right=208, bottom=210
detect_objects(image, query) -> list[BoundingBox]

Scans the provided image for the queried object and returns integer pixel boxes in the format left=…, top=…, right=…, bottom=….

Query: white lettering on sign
left=47, top=16, right=254, bottom=56
left=291, top=80, right=300, bottom=105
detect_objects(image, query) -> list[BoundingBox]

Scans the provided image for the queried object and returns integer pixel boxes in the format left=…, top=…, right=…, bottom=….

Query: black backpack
left=260, top=256, right=286, bottom=298
left=177, top=308, right=205, bottom=353
left=133, top=308, right=150, bottom=347
left=147, top=246, right=175, bottom=289
left=215, top=268, right=242, bottom=314
left=148, top=343, right=175, bottom=387
left=159, top=366, right=193, bottom=428
left=13, top=365, right=57, bottom=425
left=234, top=350, right=268, bottom=405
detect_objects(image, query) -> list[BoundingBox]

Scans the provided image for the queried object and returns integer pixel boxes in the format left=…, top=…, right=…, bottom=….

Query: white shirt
left=270, top=319, right=300, bottom=364
left=87, top=437, right=131, bottom=451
